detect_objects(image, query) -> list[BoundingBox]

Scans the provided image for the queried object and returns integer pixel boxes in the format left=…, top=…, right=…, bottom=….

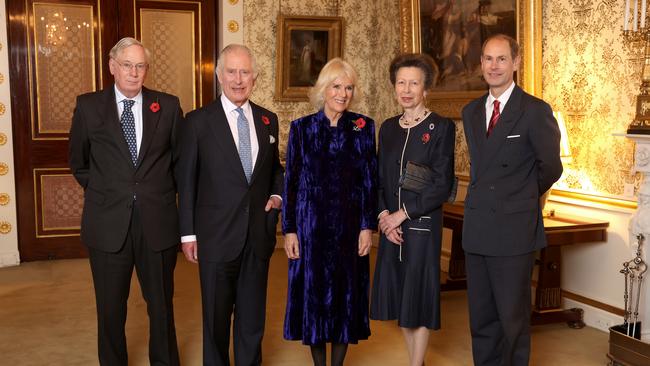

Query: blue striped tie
left=235, top=107, right=253, bottom=183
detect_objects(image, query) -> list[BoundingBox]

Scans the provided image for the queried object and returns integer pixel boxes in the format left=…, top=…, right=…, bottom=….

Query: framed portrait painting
left=275, top=15, right=344, bottom=102
left=399, top=0, right=542, bottom=118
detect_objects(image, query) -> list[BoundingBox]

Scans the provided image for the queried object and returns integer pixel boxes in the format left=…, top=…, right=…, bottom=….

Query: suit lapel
left=475, top=86, right=525, bottom=178
left=102, top=87, right=134, bottom=167
left=137, top=87, right=161, bottom=170
left=207, top=101, right=249, bottom=184
left=250, top=102, right=269, bottom=184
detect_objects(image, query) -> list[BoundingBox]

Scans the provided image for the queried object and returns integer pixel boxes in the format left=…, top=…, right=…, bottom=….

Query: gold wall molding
left=0, top=72, right=4, bottom=84
left=0, top=163, right=8, bottom=176
left=0, top=221, right=11, bottom=234
left=0, top=102, right=5, bottom=116
left=0, top=133, right=7, bottom=146
left=228, top=0, right=239, bottom=4
left=0, top=193, right=10, bottom=206
left=227, top=20, right=239, bottom=33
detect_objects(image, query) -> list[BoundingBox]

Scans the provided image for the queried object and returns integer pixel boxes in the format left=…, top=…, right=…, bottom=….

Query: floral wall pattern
left=243, top=0, right=401, bottom=161
left=542, top=0, right=638, bottom=197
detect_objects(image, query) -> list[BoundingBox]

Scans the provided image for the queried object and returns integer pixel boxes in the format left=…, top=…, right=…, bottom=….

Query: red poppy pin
left=262, top=115, right=271, bottom=125
left=422, top=133, right=430, bottom=144
left=149, top=102, right=160, bottom=113
left=353, top=117, right=366, bottom=131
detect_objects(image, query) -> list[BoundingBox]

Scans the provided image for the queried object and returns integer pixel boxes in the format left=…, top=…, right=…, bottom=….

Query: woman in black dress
left=370, top=53, right=455, bottom=366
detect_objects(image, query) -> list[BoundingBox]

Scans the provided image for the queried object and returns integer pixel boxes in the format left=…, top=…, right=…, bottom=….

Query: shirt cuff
left=377, top=209, right=389, bottom=220
left=181, top=235, right=196, bottom=243
left=270, top=194, right=283, bottom=202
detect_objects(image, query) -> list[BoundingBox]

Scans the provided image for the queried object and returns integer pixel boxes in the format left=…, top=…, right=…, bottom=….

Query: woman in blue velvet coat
left=282, top=58, right=377, bottom=366
left=371, top=53, right=455, bottom=366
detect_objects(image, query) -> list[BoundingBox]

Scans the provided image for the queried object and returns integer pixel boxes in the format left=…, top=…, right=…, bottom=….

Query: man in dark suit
left=461, top=34, right=563, bottom=366
left=69, top=37, right=182, bottom=365
left=176, top=44, right=283, bottom=366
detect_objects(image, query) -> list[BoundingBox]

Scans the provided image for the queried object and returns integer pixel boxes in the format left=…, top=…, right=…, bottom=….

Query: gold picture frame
left=275, top=15, right=344, bottom=102
left=399, top=0, right=542, bottom=118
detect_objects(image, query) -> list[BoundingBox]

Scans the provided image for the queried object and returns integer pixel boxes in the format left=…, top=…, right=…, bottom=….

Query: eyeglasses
left=114, top=60, right=148, bottom=73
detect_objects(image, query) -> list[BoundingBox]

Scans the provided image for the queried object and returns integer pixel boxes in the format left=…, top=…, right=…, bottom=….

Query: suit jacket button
left=489, top=186, right=495, bottom=190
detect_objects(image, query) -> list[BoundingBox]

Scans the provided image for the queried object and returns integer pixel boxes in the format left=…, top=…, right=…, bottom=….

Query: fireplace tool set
left=620, top=233, right=648, bottom=339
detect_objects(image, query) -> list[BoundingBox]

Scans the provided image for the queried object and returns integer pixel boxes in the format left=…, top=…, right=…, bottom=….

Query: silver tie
left=235, top=107, right=253, bottom=183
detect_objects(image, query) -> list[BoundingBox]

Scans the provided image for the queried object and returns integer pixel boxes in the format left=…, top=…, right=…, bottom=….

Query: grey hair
left=109, top=37, right=151, bottom=63
left=216, top=44, right=258, bottom=79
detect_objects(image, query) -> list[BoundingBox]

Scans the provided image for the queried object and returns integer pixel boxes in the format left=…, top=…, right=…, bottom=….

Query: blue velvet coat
left=282, top=110, right=377, bottom=344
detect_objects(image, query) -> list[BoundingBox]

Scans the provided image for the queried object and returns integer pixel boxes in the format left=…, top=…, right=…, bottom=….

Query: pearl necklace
left=400, top=109, right=429, bottom=127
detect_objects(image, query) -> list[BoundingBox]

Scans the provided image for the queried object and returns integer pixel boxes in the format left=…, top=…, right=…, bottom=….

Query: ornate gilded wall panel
left=34, top=170, right=82, bottom=236
left=141, top=9, right=196, bottom=113
left=244, top=0, right=401, bottom=162
left=543, top=0, right=638, bottom=198
left=32, top=3, right=95, bottom=137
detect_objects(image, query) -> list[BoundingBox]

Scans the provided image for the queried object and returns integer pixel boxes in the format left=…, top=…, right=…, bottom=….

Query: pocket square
left=506, top=134, right=521, bottom=139
left=269, top=135, right=276, bottom=144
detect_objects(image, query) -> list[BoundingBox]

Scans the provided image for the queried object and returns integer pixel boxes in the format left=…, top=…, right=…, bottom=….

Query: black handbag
left=399, top=161, right=459, bottom=202
left=398, top=161, right=433, bottom=193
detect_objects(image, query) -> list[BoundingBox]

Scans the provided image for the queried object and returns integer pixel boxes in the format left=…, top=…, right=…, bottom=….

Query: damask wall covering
left=243, top=0, right=401, bottom=160
left=543, top=0, right=638, bottom=198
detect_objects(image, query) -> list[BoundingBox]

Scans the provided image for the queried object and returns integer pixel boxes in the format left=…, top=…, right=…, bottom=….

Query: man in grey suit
left=461, top=34, right=563, bottom=366
left=69, top=37, right=182, bottom=365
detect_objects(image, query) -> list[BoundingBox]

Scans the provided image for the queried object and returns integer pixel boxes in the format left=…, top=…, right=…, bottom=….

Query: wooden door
left=7, top=0, right=216, bottom=261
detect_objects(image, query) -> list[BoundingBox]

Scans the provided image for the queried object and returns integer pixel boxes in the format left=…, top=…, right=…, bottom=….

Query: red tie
left=486, top=99, right=500, bottom=137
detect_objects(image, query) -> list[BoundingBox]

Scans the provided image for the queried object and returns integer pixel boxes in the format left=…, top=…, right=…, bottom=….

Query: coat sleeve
left=282, top=120, right=301, bottom=234
left=530, top=101, right=563, bottom=195
left=68, top=96, right=90, bottom=189
left=359, top=119, right=378, bottom=231
left=376, top=124, right=388, bottom=216
left=402, top=119, right=456, bottom=218
left=269, top=113, right=285, bottom=197
left=175, top=110, right=199, bottom=236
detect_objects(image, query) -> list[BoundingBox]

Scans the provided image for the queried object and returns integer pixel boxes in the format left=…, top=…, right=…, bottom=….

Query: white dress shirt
left=114, top=85, right=143, bottom=153
left=484, top=81, right=516, bottom=129
left=221, top=94, right=259, bottom=165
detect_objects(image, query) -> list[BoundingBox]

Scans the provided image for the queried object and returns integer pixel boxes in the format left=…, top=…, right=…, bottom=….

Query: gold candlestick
left=625, top=26, right=650, bottom=134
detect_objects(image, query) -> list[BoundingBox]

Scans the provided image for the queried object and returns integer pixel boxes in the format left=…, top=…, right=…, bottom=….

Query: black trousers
left=88, top=205, right=179, bottom=366
left=199, top=241, right=271, bottom=366
left=465, top=251, right=536, bottom=366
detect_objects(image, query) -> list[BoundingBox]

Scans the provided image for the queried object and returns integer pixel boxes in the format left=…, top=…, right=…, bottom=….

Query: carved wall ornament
left=227, top=20, right=239, bottom=33
left=228, top=0, right=238, bottom=4
left=0, top=193, right=10, bottom=206
left=0, top=221, right=11, bottom=234
left=0, top=133, right=7, bottom=146
left=0, top=163, right=8, bottom=175
left=0, top=102, right=5, bottom=116
left=636, top=146, right=650, bottom=167
left=0, top=72, right=4, bottom=84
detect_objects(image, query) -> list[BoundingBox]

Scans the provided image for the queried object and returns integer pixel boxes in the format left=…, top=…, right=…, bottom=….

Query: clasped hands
left=378, top=209, right=407, bottom=245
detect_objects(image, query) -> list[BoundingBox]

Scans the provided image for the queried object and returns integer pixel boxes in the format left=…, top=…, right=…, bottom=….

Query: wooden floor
left=0, top=248, right=609, bottom=365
